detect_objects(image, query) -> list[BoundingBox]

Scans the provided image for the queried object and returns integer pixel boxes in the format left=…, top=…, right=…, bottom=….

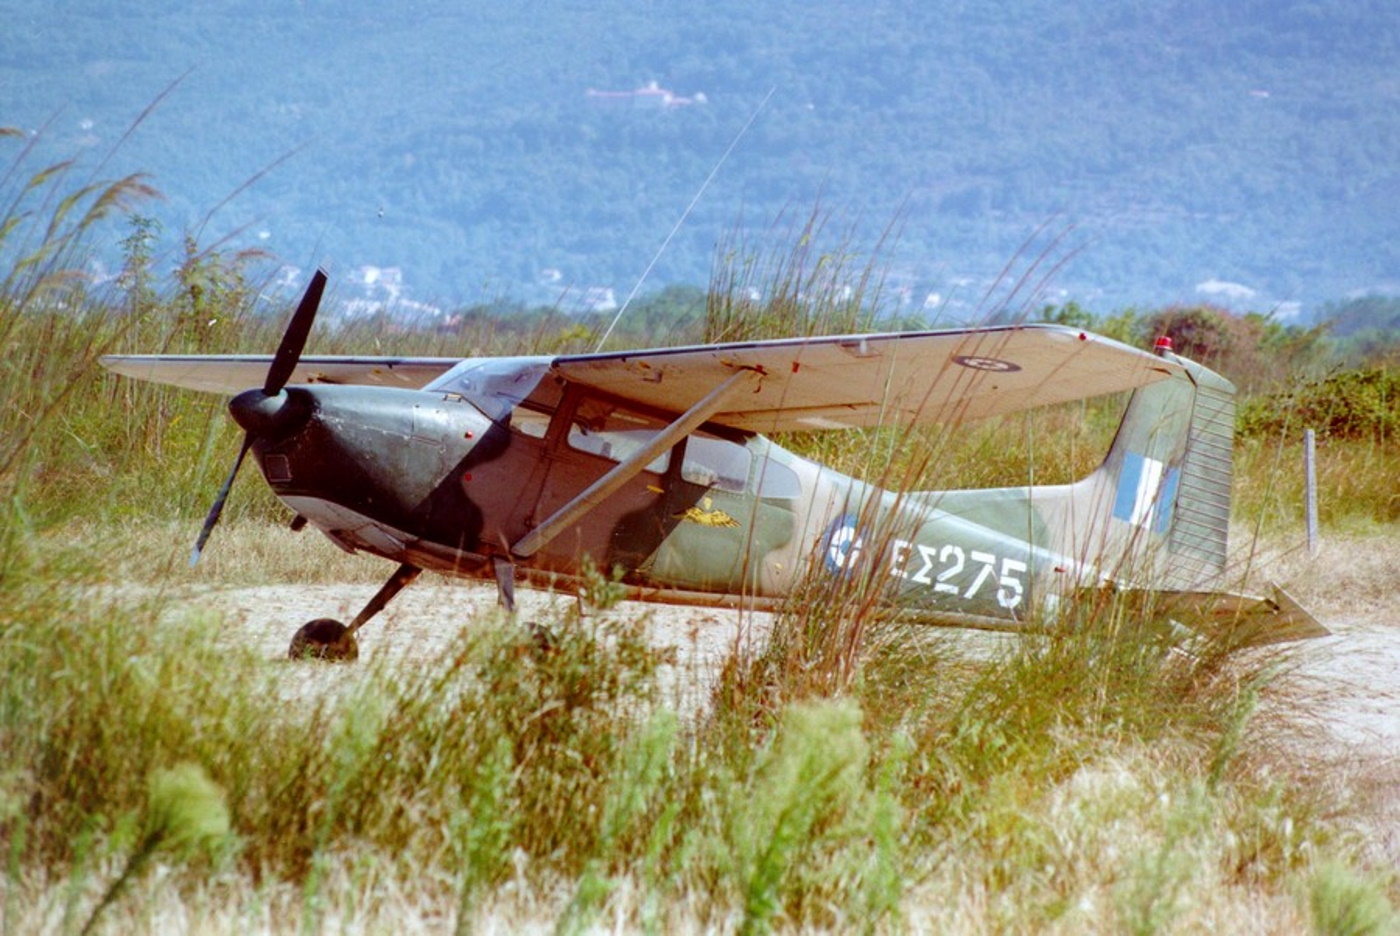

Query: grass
left=9, top=566, right=1386, bottom=932
left=1236, top=434, right=1400, bottom=536
left=3, top=143, right=1398, bottom=932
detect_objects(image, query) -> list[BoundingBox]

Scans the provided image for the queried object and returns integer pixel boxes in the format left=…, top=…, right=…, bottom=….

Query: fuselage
left=244, top=357, right=1097, bottom=628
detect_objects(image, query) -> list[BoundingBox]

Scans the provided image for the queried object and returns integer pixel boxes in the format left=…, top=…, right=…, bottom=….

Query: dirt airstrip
left=171, top=533, right=1400, bottom=865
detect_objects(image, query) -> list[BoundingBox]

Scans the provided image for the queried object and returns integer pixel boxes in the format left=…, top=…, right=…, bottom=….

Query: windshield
left=424, top=357, right=552, bottom=422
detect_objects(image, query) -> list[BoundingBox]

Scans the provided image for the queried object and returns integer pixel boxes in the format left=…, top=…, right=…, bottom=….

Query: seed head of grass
left=143, top=762, right=231, bottom=857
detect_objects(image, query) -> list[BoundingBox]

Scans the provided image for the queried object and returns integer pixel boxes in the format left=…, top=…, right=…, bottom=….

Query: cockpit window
left=681, top=435, right=749, bottom=493
left=678, top=435, right=801, bottom=497
left=424, top=357, right=552, bottom=422
left=511, top=406, right=551, bottom=439
left=751, top=452, right=802, bottom=498
left=567, top=404, right=670, bottom=474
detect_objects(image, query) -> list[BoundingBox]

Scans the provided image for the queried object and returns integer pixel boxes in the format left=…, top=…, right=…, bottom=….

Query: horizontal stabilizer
left=1110, top=582, right=1329, bottom=648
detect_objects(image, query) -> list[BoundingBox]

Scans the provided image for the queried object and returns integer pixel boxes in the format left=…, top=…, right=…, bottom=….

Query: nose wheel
left=288, top=618, right=359, bottom=661
left=288, top=562, right=422, bottom=662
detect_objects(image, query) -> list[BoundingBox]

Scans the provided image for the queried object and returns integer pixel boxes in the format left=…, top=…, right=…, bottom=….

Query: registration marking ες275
left=888, top=538, right=1027, bottom=610
left=821, top=516, right=1028, bottom=610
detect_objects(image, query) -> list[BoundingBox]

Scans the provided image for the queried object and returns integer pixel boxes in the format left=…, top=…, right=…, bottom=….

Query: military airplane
left=100, top=270, right=1325, bottom=660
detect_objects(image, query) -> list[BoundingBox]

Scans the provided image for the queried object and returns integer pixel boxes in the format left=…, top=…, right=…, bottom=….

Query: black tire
left=528, top=621, right=558, bottom=655
left=288, top=618, right=359, bottom=662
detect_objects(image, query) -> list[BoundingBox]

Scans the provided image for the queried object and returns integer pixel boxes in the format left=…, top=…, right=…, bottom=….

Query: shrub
left=1238, top=368, right=1397, bottom=443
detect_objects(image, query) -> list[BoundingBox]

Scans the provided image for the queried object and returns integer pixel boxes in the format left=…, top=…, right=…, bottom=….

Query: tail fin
left=1147, top=356, right=1236, bottom=586
left=1041, top=345, right=1237, bottom=590
left=1039, top=348, right=1329, bottom=643
left=925, top=343, right=1323, bottom=640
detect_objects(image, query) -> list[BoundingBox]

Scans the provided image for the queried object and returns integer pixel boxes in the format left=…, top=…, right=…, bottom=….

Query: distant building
left=555, top=285, right=618, bottom=315
left=585, top=80, right=707, bottom=110
left=354, top=265, right=404, bottom=301
left=1195, top=278, right=1257, bottom=303
left=337, top=265, right=442, bottom=327
left=580, top=286, right=618, bottom=313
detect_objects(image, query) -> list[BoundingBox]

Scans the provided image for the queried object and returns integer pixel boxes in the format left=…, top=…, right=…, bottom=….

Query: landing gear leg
left=492, top=556, right=516, bottom=613
left=288, top=562, right=422, bottom=661
left=493, top=556, right=552, bottom=652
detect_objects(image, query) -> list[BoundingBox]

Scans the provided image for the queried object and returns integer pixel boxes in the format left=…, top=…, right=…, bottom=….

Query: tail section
left=1040, top=345, right=1326, bottom=643
left=1038, top=343, right=1237, bottom=590
left=906, top=340, right=1324, bottom=641
left=1154, top=359, right=1234, bottom=586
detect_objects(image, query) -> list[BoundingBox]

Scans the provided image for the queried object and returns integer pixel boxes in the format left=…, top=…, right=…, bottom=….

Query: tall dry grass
left=10, top=565, right=1390, bottom=932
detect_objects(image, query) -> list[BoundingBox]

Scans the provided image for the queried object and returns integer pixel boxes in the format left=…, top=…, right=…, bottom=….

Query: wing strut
left=510, top=367, right=760, bottom=559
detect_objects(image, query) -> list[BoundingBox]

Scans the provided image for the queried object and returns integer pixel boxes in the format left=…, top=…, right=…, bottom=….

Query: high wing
left=101, top=325, right=1179, bottom=431
left=552, top=323, right=1182, bottom=432
left=98, top=355, right=461, bottom=394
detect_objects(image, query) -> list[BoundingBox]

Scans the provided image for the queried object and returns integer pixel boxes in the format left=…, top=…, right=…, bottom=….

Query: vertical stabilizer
left=1038, top=345, right=1237, bottom=589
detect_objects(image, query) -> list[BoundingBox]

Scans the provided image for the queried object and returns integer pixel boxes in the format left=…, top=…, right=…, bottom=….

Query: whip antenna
left=594, top=85, right=776, bottom=351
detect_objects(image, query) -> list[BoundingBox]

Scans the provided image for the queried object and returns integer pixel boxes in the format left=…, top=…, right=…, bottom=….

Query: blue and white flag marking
left=1113, top=453, right=1179, bottom=533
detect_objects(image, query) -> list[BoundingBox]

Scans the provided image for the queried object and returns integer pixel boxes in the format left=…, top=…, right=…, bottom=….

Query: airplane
left=100, top=269, right=1326, bottom=661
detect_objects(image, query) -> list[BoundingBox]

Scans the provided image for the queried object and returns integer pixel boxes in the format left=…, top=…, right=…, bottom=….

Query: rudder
left=1042, top=343, right=1237, bottom=590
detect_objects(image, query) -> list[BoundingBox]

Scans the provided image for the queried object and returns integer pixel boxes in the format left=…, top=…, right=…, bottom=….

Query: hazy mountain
left=5, top=0, right=1399, bottom=319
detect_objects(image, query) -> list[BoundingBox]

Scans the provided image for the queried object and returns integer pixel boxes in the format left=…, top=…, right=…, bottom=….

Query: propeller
left=190, top=269, right=328, bottom=567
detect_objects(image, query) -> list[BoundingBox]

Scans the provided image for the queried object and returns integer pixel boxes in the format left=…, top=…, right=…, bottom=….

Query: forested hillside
left=5, top=0, right=1399, bottom=317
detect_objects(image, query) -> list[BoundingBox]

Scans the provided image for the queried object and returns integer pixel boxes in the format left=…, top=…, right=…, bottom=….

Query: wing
left=552, top=324, right=1182, bottom=432
left=98, top=355, right=461, bottom=394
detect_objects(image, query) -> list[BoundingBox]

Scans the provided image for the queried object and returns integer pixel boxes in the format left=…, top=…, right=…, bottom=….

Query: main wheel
left=288, top=618, right=359, bottom=662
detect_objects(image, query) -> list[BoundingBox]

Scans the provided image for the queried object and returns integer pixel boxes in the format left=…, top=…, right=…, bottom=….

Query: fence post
left=1304, top=428, right=1319, bottom=556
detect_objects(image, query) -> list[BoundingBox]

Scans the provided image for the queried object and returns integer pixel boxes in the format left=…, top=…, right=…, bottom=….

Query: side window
left=752, top=453, right=802, bottom=498
left=511, top=406, right=551, bottom=440
left=566, top=404, right=670, bottom=474
left=681, top=435, right=750, bottom=493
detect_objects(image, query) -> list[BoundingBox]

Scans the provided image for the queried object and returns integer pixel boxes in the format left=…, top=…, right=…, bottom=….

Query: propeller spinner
left=189, top=269, right=327, bottom=566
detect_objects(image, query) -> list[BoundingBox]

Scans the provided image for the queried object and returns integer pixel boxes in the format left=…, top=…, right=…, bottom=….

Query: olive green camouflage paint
left=251, top=349, right=1231, bottom=633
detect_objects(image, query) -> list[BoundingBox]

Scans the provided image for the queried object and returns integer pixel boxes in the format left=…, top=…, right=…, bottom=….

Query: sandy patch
left=160, top=535, right=1400, bottom=863
left=169, top=560, right=1400, bottom=753
left=174, top=579, right=775, bottom=716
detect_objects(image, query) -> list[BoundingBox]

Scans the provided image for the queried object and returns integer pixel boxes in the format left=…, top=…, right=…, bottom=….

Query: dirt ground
left=195, top=580, right=778, bottom=718
left=171, top=532, right=1400, bottom=863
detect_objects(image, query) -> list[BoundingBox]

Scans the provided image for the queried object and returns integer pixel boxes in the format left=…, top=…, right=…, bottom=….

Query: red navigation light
left=1154, top=335, right=1174, bottom=355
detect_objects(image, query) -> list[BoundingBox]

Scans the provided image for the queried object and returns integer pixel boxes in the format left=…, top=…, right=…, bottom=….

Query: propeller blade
left=264, top=268, right=327, bottom=396
left=192, top=271, right=326, bottom=567
left=190, top=433, right=254, bottom=567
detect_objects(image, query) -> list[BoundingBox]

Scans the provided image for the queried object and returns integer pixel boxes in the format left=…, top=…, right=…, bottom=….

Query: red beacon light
left=1153, top=335, right=1174, bottom=355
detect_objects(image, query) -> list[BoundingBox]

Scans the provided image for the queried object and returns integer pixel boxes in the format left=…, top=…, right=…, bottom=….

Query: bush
left=1238, top=368, right=1398, bottom=443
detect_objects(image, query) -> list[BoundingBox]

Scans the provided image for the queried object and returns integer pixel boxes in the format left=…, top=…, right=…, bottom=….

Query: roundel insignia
left=820, top=514, right=864, bottom=574
left=953, top=355, right=1021, bottom=372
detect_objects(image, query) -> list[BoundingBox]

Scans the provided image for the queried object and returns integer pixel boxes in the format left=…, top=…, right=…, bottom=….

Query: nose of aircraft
left=229, top=387, right=315, bottom=441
